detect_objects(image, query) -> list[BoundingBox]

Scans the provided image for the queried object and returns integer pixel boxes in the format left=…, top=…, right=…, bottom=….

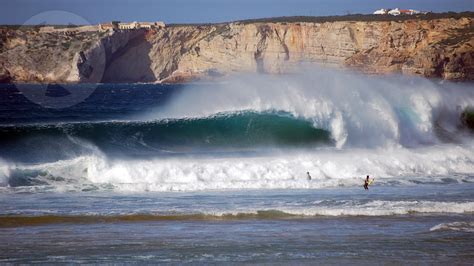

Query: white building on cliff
left=373, top=9, right=388, bottom=15
left=100, top=21, right=166, bottom=31
left=373, top=8, right=422, bottom=16
left=118, top=21, right=165, bottom=30
left=118, top=21, right=139, bottom=30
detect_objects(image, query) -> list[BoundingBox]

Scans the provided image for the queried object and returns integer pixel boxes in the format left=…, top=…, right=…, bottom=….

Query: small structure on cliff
left=401, top=9, right=422, bottom=15
left=140, top=22, right=166, bottom=29
left=118, top=21, right=139, bottom=30
left=100, top=21, right=119, bottom=31
left=117, top=21, right=165, bottom=30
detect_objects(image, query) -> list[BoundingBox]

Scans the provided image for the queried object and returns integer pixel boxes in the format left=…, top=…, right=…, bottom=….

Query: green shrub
left=461, top=107, right=474, bottom=130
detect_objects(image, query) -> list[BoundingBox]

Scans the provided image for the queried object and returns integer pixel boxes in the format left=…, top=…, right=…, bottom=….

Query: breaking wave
left=1, top=67, right=474, bottom=192
left=0, top=111, right=331, bottom=162
left=148, top=69, right=474, bottom=148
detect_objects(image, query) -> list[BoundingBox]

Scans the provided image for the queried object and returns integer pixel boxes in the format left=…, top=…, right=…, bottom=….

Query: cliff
left=0, top=13, right=473, bottom=83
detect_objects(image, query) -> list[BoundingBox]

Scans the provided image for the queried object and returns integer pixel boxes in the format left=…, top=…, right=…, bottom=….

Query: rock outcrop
left=0, top=13, right=473, bottom=83
left=0, top=63, right=10, bottom=83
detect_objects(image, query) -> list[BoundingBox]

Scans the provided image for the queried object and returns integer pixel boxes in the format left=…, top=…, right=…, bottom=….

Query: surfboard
left=368, top=179, right=375, bottom=185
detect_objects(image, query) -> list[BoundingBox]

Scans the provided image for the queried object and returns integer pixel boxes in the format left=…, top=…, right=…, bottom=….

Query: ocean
left=1, top=69, right=473, bottom=263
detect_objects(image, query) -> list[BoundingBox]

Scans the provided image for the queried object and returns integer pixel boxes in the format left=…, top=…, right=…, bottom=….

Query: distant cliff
left=1, top=13, right=473, bottom=83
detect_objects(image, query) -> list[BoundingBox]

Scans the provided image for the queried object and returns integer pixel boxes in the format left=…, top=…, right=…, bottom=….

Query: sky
left=1, top=0, right=473, bottom=25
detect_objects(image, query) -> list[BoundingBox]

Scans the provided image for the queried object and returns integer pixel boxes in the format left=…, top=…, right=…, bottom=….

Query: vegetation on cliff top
left=167, top=11, right=474, bottom=27
left=0, top=12, right=471, bottom=29
left=235, top=11, right=474, bottom=24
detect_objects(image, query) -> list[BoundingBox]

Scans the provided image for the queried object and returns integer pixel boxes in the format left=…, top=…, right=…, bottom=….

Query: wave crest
left=148, top=69, right=474, bottom=148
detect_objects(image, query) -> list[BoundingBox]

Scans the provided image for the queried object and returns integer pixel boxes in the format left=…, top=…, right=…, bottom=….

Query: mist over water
left=151, top=67, right=474, bottom=149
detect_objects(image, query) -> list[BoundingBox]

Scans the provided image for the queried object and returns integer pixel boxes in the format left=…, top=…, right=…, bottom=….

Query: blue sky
left=2, top=0, right=473, bottom=25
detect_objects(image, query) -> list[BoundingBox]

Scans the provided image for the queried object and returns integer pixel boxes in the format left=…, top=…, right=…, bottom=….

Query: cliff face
left=344, top=18, right=474, bottom=80
left=0, top=28, right=147, bottom=83
left=0, top=15, right=473, bottom=83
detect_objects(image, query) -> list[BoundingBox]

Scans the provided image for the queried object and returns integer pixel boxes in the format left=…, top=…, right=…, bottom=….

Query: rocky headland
left=0, top=12, right=473, bottom=83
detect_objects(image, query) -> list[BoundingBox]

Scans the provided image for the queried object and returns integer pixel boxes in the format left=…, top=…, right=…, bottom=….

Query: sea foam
left=2, top=142, right=474, bottom=192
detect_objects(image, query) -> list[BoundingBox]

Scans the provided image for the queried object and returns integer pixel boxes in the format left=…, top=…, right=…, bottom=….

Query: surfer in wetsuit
left=307, top=172, right=312, bottom=181
left=363, top=175, right=370, bottom=190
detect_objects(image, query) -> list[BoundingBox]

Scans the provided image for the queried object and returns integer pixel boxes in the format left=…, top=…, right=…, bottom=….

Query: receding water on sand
left=1, top=185, right=473, bottom=263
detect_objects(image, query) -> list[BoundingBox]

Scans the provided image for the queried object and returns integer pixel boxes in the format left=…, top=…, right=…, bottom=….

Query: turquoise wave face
left=149, top=111, right=331, bottom=147
left=0, top=111, right=332, bottom=161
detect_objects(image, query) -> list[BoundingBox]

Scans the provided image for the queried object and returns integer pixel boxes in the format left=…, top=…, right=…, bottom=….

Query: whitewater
left=1, top=143, right=474, bottom=193
left=1, top=67, right=473, bottom=193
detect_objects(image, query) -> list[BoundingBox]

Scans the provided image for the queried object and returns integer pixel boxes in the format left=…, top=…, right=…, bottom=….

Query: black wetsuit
left=364, top=180, right=369, bottom=190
